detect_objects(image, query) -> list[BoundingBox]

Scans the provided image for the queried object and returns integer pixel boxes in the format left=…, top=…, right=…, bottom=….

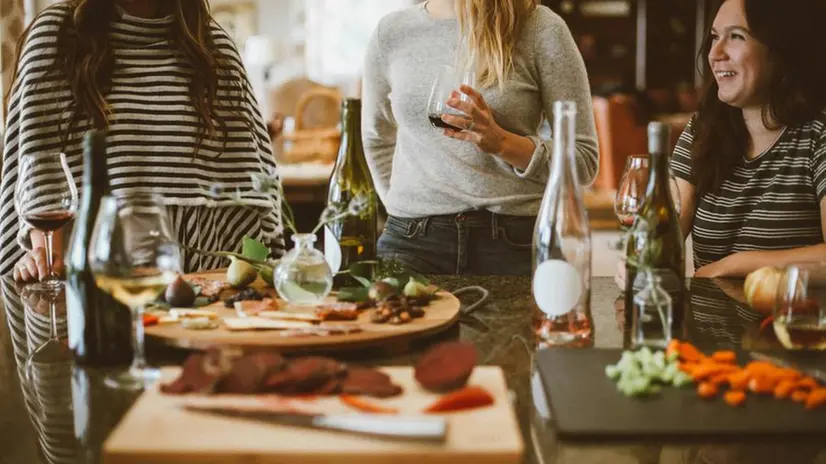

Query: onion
left=743, top=266, right=781, bottom=313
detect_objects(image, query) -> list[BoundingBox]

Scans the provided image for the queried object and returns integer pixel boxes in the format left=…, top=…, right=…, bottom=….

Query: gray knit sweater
left=361, top=3, right=599, bottom=218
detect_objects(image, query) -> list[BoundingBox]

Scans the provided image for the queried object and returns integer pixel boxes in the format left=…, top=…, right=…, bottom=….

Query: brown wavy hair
left=691, top=0, right=826, bottom=198
left=5, top=0, right=240, bottom=152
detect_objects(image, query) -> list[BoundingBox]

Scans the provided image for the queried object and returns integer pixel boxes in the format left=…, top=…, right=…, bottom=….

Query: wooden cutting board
left=103, top=366, right=524, bottom=464
left=537, top=348, right=826, bottom=438
left=144, top=271, right=461, bottom=352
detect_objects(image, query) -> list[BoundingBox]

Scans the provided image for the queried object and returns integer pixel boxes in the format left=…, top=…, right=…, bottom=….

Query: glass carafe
left=275, top=234, right=333, bottom=305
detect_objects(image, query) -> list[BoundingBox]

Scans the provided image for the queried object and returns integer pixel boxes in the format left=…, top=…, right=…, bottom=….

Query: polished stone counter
left=1, top=276, right=824, bottom=464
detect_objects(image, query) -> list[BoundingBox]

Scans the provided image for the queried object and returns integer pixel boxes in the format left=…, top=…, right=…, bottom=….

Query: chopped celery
left=605, top=347, right=694, bottom=397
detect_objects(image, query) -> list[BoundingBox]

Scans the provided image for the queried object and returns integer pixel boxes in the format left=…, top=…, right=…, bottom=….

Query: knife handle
left=314, top=415, right=447, bottom=441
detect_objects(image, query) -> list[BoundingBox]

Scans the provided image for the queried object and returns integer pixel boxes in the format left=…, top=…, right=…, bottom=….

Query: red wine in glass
left=24, top=211, right=75, bottom=231
left=428, top=114, right=463, bottom=131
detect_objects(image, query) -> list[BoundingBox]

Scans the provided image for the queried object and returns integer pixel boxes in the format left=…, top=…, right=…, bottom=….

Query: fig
left=255, top=263, right=274, bottom=287
left=166, top=276, right=196, bottom=307
left=227, top=256, right=257, bottom=288
left=403, top=278, right=429, bottom=298
left=368, top=281, right=396, bottom=301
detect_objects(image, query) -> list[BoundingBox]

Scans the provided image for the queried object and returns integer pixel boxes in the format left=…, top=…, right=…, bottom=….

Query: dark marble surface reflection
left=1, top=275, right=825, bottom=464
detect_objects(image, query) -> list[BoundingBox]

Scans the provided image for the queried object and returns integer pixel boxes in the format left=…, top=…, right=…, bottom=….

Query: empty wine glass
left=426, top=64, right=476, bottom=131
left=614, top=155, right=650, bottom=230
left=88, top=193, right=180, bottom=390
left=15, top=153, right=79, bottom=290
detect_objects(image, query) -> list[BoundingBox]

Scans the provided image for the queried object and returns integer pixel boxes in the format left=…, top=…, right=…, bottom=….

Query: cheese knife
left=183, top=405, right=448, bottom=441
left=749, top=352, right=826, bottom=384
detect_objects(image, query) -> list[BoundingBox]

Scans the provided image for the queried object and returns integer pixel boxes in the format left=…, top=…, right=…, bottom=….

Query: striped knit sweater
left=1, top=4, right=285, bottom=274
left=671, top=110, right=826, bottom=269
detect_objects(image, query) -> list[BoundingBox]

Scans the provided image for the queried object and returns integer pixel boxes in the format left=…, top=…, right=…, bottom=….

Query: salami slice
left=414, top=342, right=478, bottom=392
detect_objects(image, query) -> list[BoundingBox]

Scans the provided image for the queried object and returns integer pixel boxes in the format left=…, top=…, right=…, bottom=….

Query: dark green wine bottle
left=325, top=98, right=378, bottom=287
left=624, top=122, right=686, bottom=346
left=66, top=131, right=133, bottom=366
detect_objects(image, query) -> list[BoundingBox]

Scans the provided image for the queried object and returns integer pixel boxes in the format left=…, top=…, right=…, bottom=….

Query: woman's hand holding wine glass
left=14, top=153, right=78, bottom=288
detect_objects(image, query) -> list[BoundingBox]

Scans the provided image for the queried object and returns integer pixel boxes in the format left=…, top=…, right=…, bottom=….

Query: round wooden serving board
left=144, top=271, right=461, bottom=353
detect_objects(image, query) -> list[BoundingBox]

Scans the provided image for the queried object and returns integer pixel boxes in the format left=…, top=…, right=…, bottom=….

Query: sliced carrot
left=774, top=380, right=796, bottom=399
left=142, top=313, right=159, bottom=327
left=727, top=370, right=750, bottom=391
left=340, top=395, right=399, bottom=414
left=748, top=376, right=776, bottom=394
left=744, top=361, right=778, bottom=376
left=679, top=343, right=704, bottom=363
left=759, top=315, right=774, bottom=332
left=724, top=390, right=746, bottom=407
left=692, top=363, right=738, bottom=381
left=423, top=386, right=494, bottom=413
left=708, top=372, right=731, bottom=386
left=796, top=377, right=819, bottom=391
left=711, top=350, right=737, bottom=364
left=697, top=382, right=718, bottom=399
left=791, top=390, right=810, bottom=403
left=804, top=388, right=826, bottom=409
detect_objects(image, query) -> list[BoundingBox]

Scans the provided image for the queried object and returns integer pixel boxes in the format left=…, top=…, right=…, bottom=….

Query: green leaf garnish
left=242, top=236, right=269, bottom=261
left=337, top=286, right=370, bottom=303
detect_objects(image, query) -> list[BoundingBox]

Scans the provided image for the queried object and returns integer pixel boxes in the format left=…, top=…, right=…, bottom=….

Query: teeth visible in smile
left=716, top=71, right=736, bottom=78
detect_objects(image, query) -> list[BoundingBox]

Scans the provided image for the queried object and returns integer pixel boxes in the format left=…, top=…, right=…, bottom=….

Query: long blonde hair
left=456, top=0, right=537, bottom=89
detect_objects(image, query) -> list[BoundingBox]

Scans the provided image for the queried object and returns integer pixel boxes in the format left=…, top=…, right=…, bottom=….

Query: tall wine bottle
left=624, top=122, right=685, bottom=347
left=66, top=131, right=133, bottom=366
left=325, top=98, right=377, bottom=286
left=532, top=101, right=593, bottom=348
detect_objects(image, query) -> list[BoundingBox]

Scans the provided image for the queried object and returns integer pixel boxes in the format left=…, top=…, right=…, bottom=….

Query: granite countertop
left=1, top=276, right=825, bottom=464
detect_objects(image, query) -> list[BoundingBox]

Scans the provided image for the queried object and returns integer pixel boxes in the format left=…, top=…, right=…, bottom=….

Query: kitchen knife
left=183, top=405, right=448, bottom=441
left=749, top=352, right=826, bottom=384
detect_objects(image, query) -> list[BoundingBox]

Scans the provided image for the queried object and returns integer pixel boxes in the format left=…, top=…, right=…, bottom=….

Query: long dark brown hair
left=691, top=0, right=826, bottom=197
left=5, top=0, right=240, bottom=152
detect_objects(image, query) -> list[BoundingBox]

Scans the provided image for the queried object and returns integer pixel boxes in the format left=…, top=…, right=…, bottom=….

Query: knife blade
left=749, top=352, right=826, bottom=384
left=183, top=405, right=448, bottom=442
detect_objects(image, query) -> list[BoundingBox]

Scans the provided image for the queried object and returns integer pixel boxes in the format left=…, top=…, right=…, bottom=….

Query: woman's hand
left=440, top=85, right=506, bottom=155
left=694, top=258, right=729, bottom=278
left=13, top=247, right=64, bottom=283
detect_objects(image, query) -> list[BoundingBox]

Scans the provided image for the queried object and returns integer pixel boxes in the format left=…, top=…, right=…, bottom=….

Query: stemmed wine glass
left=15, top=153, right=79, bottom=290
left=426, top=64, right=476, bottom=131
left=773, top=262, right=826, bottom=350
left=614, top=154, right=651, bottom=230
left=88, top=193, right=180, bottom=390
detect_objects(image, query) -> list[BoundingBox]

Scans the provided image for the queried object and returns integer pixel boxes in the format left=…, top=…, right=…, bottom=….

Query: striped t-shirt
left=671, top=110, right=826, bottom=269
left=1, top=4, right=285, bottom=274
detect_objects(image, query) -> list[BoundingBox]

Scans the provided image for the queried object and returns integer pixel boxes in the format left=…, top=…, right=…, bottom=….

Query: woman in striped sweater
left=671, top=0, right=826, bottom=278
left=2, top=0, right=285, bottom=282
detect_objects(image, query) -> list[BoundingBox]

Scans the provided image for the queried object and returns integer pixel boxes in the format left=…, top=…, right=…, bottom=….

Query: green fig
left=227, top=256, right=257, bottom=288
left=368, top=281, right=396, bottom=301
left=403, top=278, right=429, bottom=298
left=166, top=276, right=196, bottom=307
left=255, top=263, right=274, bottom=288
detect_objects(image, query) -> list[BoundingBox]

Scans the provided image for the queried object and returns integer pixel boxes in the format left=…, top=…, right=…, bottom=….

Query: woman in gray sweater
left=361, top=0, right=598, bottom=276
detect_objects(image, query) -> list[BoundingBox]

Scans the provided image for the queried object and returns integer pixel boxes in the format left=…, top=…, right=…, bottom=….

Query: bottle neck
left=291, top=233, right=316, bottom=250
left=337, top=101, right=363, bottom=164
left=645, top=152, right=671, bottom=200
left=550, top=108, right=577, bottom=181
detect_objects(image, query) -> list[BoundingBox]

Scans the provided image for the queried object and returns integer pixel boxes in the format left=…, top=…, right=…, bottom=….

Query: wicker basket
left=280, top=87, right=342, bottom=164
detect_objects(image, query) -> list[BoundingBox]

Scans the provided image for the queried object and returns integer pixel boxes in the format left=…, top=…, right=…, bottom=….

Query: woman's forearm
left=496, top=129, right=535, bottom=170
left=724, top=244, right=826, bottom=276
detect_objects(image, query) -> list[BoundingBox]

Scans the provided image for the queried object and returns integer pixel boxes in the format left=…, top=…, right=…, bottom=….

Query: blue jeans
left=377, top=210, right=535, bottom=276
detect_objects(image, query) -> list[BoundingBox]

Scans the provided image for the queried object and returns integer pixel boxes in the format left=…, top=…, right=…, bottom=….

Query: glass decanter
left=274, top=233, right=333, bottom=305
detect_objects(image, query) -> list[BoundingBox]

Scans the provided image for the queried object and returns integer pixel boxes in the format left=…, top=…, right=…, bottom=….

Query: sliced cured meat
left=340, top=367, right=403, bottom=398
left=185, top=277, right=229, bottom=298
left=315, top=303, right=360, bottom=321
left=263, top=357, right=346, bottom=395
left=415, top=342, right=478, bottom=392
left=216, top=352, right=286, bottom=394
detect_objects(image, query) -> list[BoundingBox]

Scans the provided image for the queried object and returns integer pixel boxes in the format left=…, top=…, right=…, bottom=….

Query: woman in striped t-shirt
left=670, top=0, right=826, bottom=278
left=2, top=0, right=285, bottom=282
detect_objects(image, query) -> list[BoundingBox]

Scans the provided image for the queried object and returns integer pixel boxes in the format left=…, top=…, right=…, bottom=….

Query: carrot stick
left=804, top=388, right=826, bottom=409
left=724, top=390, right=746, bottom=407
left=666, top=340, right=681, bottom=358
left=774, top=380, right=796, bottom=399
left=423, top=386, right=494, bottom=413
left=697, top=382, right=718, bottom=399
left=749, top=376, right=776, bottom=394
left=796, top=377, right=819, bottom=391
left=711, top=350, right=737, bottom=364
left=340, top=395, right=399, bottom=414
left=679, top=343, right=704, bottom=363
left=727, top=370, right=749, bottom=391
left=792, top=390, right=810, bottom=403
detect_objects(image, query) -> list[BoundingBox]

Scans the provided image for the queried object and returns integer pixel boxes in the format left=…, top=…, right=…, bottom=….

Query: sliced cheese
left=258, top=311, right=320, bottom=322
left=170, top=308, right=219, bottom=320
left=223, top=317, right=314, bottom=331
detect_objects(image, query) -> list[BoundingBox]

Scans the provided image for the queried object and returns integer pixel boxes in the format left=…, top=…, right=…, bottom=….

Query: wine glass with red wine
left=774, top=263, right=826, bottom=350
left=15, top=153, right=79, bottom=290
left=427, top=64, right=476, bottom=131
